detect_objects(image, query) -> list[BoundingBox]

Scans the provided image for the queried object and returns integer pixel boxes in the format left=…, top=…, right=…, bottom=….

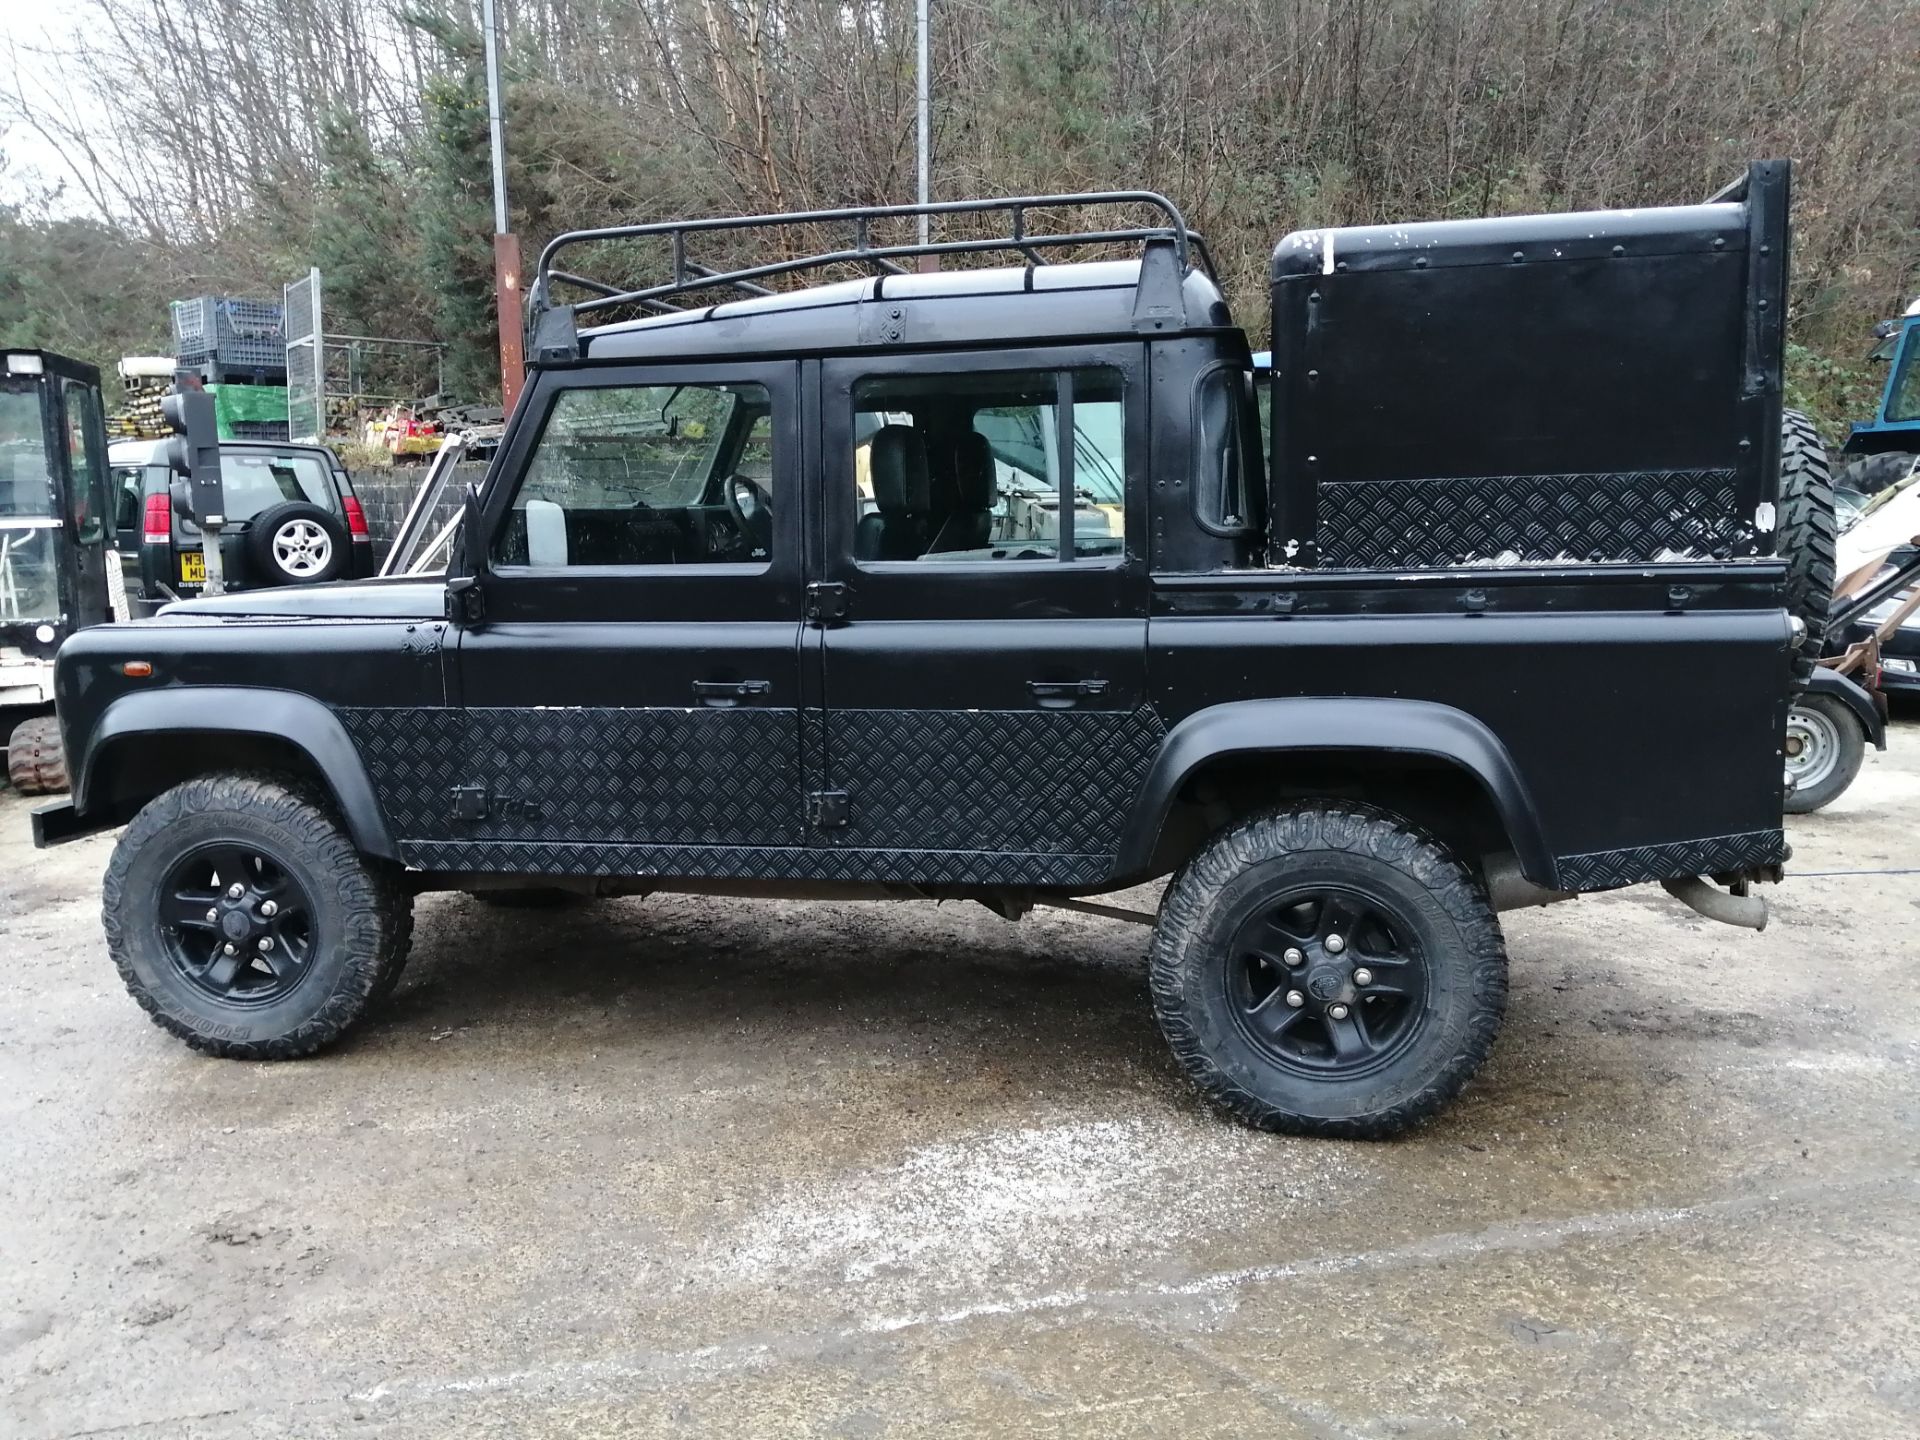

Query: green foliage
left=0, top=207, right=173, bottom=403
left=1785, top=341, right=1885, bottom=448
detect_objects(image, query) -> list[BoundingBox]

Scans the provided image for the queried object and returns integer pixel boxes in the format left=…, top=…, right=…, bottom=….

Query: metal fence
left=284, top=269, right=324, bottom=443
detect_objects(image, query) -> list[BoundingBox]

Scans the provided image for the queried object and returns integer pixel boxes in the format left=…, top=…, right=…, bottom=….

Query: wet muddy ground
left=4, top=712, right=1918, bottom=1437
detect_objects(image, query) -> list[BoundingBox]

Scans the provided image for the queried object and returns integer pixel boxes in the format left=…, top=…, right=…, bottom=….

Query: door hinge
left=445, top=575, right=485, bottom=627
left=806, top=789, right=850, bottom=828
left=450, top=784, right=489, bottom=822
left=805, top=581, right=849, bottom=624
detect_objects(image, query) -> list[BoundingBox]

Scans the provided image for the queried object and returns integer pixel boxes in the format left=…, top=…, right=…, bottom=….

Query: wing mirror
left=444, top=483, right=489, bottom=628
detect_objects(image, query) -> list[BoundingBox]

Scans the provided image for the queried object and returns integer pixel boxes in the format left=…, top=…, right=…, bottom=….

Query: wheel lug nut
left=1325, top=934, right=1345, bottom=954
left=258, top=937, right=275, bottom=952
left=1285, top=989, right=1306, bottom=1009
left=1283, top=947, right=1305, bottom=967
left=1329, top=1003, right=1351, bottom=1020
left=205, top=908, right=218, bottom=923
left=1353, top=968, right=1373, bottom=987
left=223, top=942, right=237, bottom=955
left=260, top=900, right=278, bottom=918
left=226, top=883, right=245, bottom=900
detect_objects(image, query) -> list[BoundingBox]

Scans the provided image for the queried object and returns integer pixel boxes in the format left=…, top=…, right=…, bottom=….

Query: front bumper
left=30, top=799, right=113, bottom=848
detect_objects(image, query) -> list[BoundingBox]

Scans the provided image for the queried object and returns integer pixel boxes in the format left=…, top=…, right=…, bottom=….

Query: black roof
left=575, top=259, right=1237, bottom=364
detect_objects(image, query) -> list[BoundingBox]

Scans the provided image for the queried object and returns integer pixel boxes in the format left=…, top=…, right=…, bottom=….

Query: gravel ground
left=3, top=711, right=1918, bottom=1438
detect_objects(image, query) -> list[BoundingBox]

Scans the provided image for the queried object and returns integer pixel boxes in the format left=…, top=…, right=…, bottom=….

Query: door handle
left=1028, top=679, right=1109, bottom=708
left=693, top=679, right=772, bottom=707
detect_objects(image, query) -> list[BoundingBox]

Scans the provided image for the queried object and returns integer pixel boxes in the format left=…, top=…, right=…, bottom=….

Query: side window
left=1192, top=366, right=1265, bottom=540
left=850, top=366, right=1125, bottom=563
left=495, top=381, right=776, bottom=568
left=62, top=381, right=107, bottom=544
left=113, top=467, right=144, bottom=531
left=1889, top=335, right=1920, bottom=424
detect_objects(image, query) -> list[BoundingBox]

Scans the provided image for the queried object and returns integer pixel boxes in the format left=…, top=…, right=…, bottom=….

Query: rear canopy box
left=1267, top=161, right=1788, bottom=570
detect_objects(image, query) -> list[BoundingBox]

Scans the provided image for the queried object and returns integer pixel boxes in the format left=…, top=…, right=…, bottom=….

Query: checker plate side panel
left=1317, top=471, right=1749, bottom=570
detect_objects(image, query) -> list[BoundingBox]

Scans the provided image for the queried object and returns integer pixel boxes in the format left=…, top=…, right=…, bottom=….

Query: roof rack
left=528, top=191, right=1214, bottom=361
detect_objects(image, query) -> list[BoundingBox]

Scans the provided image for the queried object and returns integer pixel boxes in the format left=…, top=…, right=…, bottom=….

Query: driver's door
left=451, top=360, right=807, bottom=867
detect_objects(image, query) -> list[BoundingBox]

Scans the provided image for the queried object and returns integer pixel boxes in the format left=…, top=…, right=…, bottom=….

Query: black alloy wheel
left=1228, top=886, right=1428, bottom=1079
left=103, top=772, right=413, bottom=1058
left=1150, top=801, right=1508, bottom=1138
left=158, top=842, right=318, bottom=1007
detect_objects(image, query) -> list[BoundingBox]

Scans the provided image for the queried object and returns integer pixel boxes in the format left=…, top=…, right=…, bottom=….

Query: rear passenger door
left=810, top=346, right=1157, bottom=887
left=449, top=361, right=807, bottom=865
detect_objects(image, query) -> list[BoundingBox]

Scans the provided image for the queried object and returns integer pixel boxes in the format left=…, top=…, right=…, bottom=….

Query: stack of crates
left=171, top=297, right=287, bottom=385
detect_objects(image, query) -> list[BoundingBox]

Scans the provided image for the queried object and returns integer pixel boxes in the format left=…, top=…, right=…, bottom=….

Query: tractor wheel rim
left=1784, top=705, right=1840, bottom=790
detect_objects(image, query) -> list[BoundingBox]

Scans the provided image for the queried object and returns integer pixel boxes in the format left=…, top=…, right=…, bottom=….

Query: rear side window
left=849, top=365, right=1126, bottom=563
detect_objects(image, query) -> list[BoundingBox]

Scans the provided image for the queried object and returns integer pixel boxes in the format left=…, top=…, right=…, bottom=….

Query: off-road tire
left=1149, top=801, right=1507, bottom=1139
left=468, top=887, right=592, bottom=910
left=1777, top=409, right=1837, bottom=691
left=1782, top=692, right=1868, bottom=814
left=1836, top=451, right=1917, bottom=499
left=6, top=715, right=67, bottom=794
left=102, top=772, right=413, bottom=1057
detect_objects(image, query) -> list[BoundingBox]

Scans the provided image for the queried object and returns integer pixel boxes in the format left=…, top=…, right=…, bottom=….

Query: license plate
left=179, top=551, right=206, bottom=584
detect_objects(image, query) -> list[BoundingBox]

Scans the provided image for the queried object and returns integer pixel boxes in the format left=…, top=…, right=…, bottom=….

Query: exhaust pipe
left=1660, top=875, right=1768, bottom=932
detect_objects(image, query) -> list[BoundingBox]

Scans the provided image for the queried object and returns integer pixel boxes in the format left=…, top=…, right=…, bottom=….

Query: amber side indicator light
left=122, top=661, right=153, bottom=678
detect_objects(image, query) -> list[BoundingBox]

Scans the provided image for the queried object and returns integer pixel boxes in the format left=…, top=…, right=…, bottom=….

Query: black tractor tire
left=1777, top=409, right=1837, bottom=691
left=243, top=501, right=348, bottom=587
left=468, top=887, right=592, bottom=910
left=1782, top=692, right=1868, bottom=814
left=1836, top=451, right=1918, bottom=499
left=6, top=715, right=67, bottom=795
left=1149, top=801, right=1508, bottom=1139
left=101, top=773, right=413, bottom=1058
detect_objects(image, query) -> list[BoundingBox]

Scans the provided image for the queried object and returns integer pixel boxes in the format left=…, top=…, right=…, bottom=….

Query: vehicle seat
left=928, top=432, right=996, bottom=552
left=857, top=425, right=930, bottom=561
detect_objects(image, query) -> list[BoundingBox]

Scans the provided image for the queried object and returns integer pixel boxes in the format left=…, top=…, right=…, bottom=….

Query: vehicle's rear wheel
left=6, top=715, right=67, bottom=794
left=1836, top=451, right=1918, bottom=498
left=1778, top=409, right=1837, bottom=691
left=1783, top=692, right=1868, bottom=814
left=1149, top=802, right=1507, bottom=1138
left=102, top=773, right=413, bottom=1057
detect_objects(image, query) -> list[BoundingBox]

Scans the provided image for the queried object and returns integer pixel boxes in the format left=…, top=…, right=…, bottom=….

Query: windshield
left=0, top=385, right=55, bottom=520
left=215, top=451, right=335, bottom=523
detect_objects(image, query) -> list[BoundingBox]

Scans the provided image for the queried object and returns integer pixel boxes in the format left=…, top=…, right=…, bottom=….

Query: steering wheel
left=723, top=473, right=773, bottom=556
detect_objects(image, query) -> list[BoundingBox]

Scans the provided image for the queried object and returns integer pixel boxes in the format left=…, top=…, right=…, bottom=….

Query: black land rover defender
left=35, top=166, right=1811, bottom=1137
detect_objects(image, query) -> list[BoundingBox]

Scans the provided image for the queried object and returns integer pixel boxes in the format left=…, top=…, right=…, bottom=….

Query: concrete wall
left=349, top=462, right=487, bottom=566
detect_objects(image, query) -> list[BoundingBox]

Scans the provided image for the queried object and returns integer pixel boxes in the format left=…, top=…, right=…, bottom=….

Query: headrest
left=869, top=424, right=929, bottom=515
left=952, top=432, right=997, bottom=511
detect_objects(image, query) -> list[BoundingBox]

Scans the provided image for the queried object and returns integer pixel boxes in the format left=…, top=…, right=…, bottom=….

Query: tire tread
left=1149, top=801, right=1507, bottom=1139
left=101, top=771, right=412, bottom=1058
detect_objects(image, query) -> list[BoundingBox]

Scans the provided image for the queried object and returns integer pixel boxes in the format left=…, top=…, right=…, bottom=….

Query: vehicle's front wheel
left=1783, top=693, right=1868, bottom=814
left=102, top=773, right=413, bottom=1057
left=1150, top=802, right=1507, bottom=1139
